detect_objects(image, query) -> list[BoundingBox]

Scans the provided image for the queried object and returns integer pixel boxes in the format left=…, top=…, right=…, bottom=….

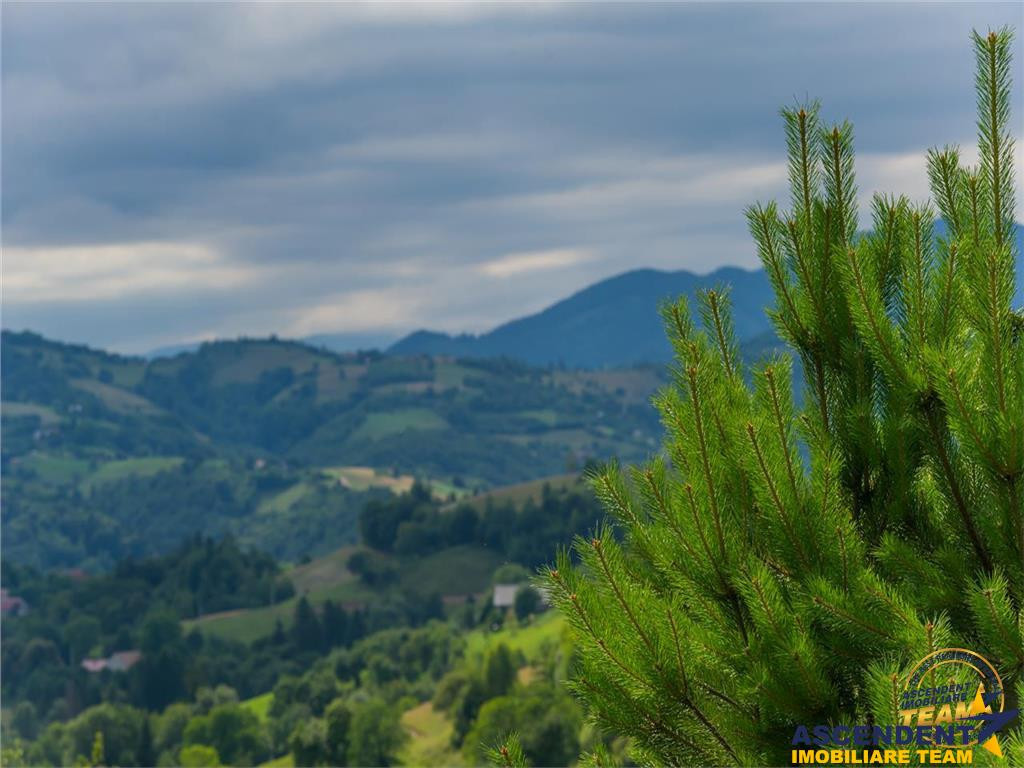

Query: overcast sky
left=3, top=2, right=1022, bottom=353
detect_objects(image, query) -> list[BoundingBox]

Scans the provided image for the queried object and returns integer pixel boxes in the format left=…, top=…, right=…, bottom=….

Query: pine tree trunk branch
left=985, top=249, right=1007, bottom=414
left=985, top=33, right=1005, bottom=250
left=836, top=526, right=848, bottom=594
left=686, top=365, right=727, bottom=561
left=745, top=423, right=811, bottom=571
left=982, top=588, right=1024, bottom=665
left=765, top=367, right=800, bottom=500
left=708, top=292, right=735, bottom=379
left=923, top=407, right=993, bottom=572
left=945, top=368, right=1006, bottom=473
left=591, top=539, right=657, bottom=657
left=798, top=109, right=813, bottom=228
left=562, top=587, right=651, bottom=691
left=847, top=248, right=905, bottom=380
left=683, top=484, right=728, bottom=591
left=810, top=595, right=895, bottom=641
left=939, top=243, right=957, bottom=340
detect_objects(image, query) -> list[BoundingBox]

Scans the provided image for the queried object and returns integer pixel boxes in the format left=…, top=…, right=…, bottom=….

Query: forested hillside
left=1, top=481, right=606, bottom=767
left=1, top=331, right=662, bottom=569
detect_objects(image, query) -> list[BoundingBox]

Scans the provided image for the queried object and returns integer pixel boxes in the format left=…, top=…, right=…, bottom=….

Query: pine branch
left=923, top=406, right=993, bottom=573
left=745, top=422, right=812, bottom=571
left=685, top=365, right=727, bottom=562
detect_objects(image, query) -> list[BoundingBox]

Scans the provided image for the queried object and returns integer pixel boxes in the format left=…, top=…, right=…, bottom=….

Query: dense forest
left=1, top=482, right=608, bottom=767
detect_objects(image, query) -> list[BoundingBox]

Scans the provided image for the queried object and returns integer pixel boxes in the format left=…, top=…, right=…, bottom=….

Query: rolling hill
left=1, top=331, right=664, bottom=569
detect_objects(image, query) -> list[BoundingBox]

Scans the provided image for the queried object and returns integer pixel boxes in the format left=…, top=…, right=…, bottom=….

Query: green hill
left=1, top=331, right=662, bottom=569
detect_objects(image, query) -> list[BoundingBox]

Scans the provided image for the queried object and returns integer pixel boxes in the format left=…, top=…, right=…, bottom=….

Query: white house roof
left=493, top=583, right=519, bottom=608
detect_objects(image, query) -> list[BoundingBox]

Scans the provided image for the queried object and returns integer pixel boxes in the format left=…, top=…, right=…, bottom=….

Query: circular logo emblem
left=900, top=647, right=1010, bottom=755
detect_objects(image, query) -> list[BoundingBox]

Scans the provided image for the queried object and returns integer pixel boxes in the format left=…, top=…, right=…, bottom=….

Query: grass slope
left=397, top=613, right=566, bottom=766
left=184, top=545, right=504, bottom=644
left=399, top=702, right=462, bottom=767
left=453, top=473, right=584, bottom=512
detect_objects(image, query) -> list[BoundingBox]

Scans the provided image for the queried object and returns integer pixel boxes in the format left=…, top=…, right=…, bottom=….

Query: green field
left=350, top=409, right=449, bottom=442
left=259, top=753, right=294, bottom=767
left=429, top=478, right=474, bottom=501
left=464, top=611, right=566, bottom=663
left=2, top=401, right=62, bottom=425
left=454, top=473, right=584, bottom=512
left=322, top=466, right=416, bottom=493
left=398, top=702, right=462, bottom=767
left=401, top=546, right=504, bottom=596
left=433, top=361, right=474, bottom=389
left=85, top=456, right=184, bottom=488
left=287, top=546, right=360, bottom=594
left=322, top=466, right=472, bottom=502
left=182, top=578, right=374, bottom=644
left=18, top=453, right=91, bottom=485
left=71, top=378, right=162, bottom=414
left=256, top=482, right=312, bottom=515
left=396, top=612, right=566, bottom=767
left=184, top=545, right=503, bottom=644
left=209, top=343, right=323, bottom=386
left=240, top=692, right=273, bottom=722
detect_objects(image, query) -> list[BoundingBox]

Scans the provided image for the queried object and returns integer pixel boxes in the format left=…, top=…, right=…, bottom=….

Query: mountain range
left=389, top=223, right=1024, bottom=367
left=137, top=224, right=1024, bottom=369
left=389, top=266, right=774, bottom=368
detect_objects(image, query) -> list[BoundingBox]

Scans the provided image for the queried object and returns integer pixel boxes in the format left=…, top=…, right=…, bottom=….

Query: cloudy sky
left=3, top=2, right=1022, bottom=353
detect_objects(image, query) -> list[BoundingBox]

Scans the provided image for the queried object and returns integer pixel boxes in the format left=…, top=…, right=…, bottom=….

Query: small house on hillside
left=493, top=584, right=519, bottom=608
left=108, top=650, right=142, bottom=671
left=493, top=582, right=552, bottom=612
left=81, top=650, right=142, bottom=673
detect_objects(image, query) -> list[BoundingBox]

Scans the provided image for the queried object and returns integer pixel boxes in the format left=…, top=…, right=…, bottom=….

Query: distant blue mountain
left=391, top=266, right=774, bottom=368
left=391, top=223, right=1024, bottom=368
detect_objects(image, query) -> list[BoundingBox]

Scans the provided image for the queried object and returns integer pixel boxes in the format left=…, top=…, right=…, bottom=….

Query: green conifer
left=545, top=28, right=1023, bottom=766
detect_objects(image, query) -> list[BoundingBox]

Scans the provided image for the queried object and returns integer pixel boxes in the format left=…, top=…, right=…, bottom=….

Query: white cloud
left=2, top=241, right=256, bottom=303
left=282, top=288, right=428, bottom=336
left=467, top=154, right=789, bottom=220
left=478, top=247, right=595, bottom=278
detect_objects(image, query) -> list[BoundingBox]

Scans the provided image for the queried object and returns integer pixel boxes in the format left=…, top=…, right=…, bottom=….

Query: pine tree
left=545, top=28, right=1023, bottom=766
left=292, top=596, right=324, bottom=653
left=90, top=731, right=105, bottom=768
left=137, top=716, right=155, bottom=768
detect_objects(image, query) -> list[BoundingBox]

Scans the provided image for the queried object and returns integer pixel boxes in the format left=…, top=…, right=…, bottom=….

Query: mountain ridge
left=390, top=265, right=775, bottom=368
left=391, top=223, right=1024, bottom=368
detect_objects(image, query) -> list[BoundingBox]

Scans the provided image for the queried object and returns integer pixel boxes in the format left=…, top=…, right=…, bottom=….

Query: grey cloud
left=2, top=2, right=1021, bottom=352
